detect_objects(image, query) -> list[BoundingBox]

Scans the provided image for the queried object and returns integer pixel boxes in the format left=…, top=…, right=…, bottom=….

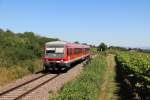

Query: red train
left=43, top=41, right=90, bottom=70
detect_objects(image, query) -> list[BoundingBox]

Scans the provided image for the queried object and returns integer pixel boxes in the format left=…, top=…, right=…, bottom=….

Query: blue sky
left=0, top=0, right=150, bottom=47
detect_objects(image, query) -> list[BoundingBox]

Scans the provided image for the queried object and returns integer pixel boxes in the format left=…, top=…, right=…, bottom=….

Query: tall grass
left=0, top=59, right=43, bottom=86
left=52, top=54, right=107, bottom=100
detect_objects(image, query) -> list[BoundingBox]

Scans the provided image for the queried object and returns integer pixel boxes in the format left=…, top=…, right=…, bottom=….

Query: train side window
left=85, top=48, right=89, bottom=53
left=74, top=48, right=81, bottom=54
left=67, top=48, right=72, bottom=56
left=74, top=48, right=77, bottom=54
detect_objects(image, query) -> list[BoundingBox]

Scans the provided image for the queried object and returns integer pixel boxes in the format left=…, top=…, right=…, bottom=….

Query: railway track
left=0, top=58, right=92, bottom=100
left=0, top=73, right=60, bottom=100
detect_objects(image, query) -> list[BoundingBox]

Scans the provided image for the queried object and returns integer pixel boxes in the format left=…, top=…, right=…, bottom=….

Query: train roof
left=46, top=41, right=66, bottom=45
left=46, top=41, right=90, bottom=48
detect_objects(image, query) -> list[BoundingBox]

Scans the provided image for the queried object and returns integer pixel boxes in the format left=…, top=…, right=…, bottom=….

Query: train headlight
left=60, top=59, right=64, bottom=63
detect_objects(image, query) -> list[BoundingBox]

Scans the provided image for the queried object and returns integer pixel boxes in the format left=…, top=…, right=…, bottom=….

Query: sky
left=0, top=0, right=150, bottom=47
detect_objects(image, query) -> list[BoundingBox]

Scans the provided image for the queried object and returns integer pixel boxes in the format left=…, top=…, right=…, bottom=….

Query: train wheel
left=43, top=65, right=49, bottom=72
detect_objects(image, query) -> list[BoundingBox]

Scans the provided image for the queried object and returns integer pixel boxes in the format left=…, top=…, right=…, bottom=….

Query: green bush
left=0, top=29, right=58, bottom=68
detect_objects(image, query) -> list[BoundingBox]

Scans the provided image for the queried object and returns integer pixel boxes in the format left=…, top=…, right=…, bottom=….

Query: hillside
left=0, top=29, right=58, bottom=86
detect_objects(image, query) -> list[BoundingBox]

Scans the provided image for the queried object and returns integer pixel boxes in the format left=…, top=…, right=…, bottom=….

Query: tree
left=109, top=46, right=128, bottom=51
left=81, top=43, right=88, bottom=45
left=0, top=28, right=4, bottom=32
left=97, top=42, right=107, bottom=51
left=74, top=41, right=80, bottom=44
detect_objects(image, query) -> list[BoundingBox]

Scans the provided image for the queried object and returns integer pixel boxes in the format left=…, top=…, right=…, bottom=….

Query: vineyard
left=116, top=51, right=150, bottom=99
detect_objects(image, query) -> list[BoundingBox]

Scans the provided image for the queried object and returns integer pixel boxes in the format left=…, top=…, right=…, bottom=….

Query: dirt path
left=99, top=54, right=117, bottom=100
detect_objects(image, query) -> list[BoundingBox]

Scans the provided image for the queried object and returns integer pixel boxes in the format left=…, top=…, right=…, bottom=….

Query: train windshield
left=45, top=46, right=64, bottom=58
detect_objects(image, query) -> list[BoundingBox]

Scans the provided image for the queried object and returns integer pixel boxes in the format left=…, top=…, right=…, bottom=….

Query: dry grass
left=32, top=59, right=43, bottom=72
left=0, top=66, right=29, bottom=87
left=0, top=59, right=43, bottom=87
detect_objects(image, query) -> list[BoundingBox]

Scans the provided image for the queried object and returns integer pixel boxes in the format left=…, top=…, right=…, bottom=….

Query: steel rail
left=14, top=74, right=60, bottom=100
left=0, top=74, right=48, bottom=96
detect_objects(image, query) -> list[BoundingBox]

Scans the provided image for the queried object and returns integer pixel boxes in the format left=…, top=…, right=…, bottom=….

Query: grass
left=104, top=54, right=118, bottom=100
left=105, top=69, right=118, bottom=100
left=0, top=65, right=29, bottom=87
left=52, top=54, right=107, bottom=100
left=0, top=59, right=43, bottom=87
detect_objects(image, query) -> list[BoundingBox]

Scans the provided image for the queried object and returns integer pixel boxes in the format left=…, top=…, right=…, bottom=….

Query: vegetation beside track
left=115, top=51, right=150, bottom=99
left=0, top=29, right=58, bottom=86
left=99, top=54, right=118, bottom=100
left=52, top=53, right=107, bottom=100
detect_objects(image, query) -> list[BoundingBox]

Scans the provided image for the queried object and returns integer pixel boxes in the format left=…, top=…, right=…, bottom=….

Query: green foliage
left=21, top=60, right=35, bottom=73
left=108, top=46, right=128, bottom=51
left=97, top=42, right=107, bottom=51
left=116, top=51, right=150, bottom=91
left=0, top=29, right=58, bottom=70
left=53, top=54, right=106, bottom=100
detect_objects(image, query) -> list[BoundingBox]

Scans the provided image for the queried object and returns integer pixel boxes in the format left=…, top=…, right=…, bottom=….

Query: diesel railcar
left=43, top=41, right=90, bottom=70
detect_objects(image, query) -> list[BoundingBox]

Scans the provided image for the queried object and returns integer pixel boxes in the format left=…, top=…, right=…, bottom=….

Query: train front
left=43, top=41, right=67, bottom=70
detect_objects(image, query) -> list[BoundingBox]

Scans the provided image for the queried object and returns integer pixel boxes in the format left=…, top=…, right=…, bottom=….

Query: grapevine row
left=116, top=51, right=150, bottom=99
